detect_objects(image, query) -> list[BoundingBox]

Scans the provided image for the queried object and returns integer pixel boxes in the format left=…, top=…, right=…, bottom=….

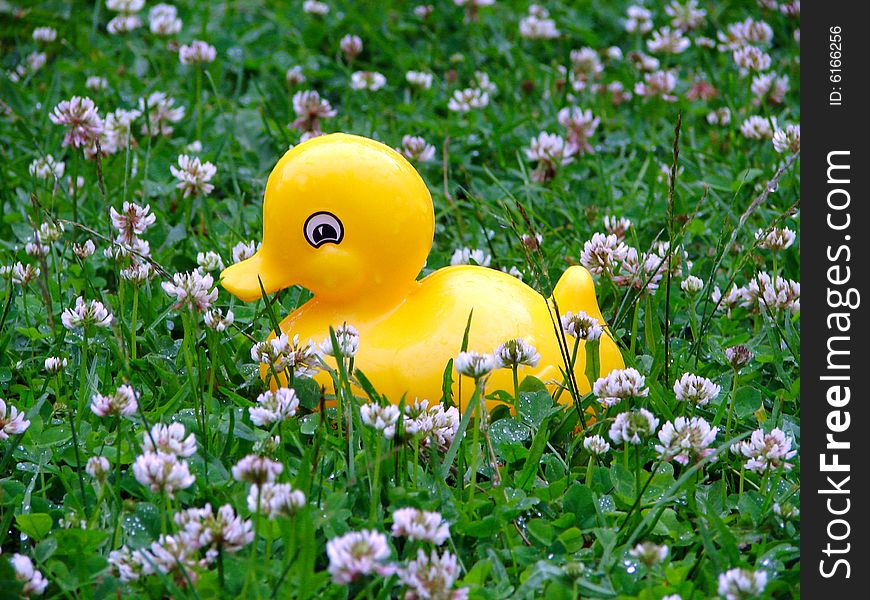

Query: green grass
left=1, top=1, right=799, bottom=598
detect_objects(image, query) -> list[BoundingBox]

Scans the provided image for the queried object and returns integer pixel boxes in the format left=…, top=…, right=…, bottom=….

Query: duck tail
left=549, top=265, right=607, bottom=325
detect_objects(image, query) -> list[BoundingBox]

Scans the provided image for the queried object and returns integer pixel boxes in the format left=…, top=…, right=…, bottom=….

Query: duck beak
left=219, top=251, right=290, bottom=302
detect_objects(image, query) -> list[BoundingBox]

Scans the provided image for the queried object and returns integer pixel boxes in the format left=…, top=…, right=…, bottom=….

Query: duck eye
left=304, top=212, right=344, bottom=248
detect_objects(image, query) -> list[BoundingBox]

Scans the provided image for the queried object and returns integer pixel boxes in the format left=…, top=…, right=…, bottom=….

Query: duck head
left=220, top=133, right=435, bottom=306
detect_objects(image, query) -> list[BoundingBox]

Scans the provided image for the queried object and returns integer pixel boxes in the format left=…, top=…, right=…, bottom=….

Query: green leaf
left=563, top=484, right=596, bottom=528
left=526, top=519, right=555, bottom=546
left=15, top=513, right=52, bottom=541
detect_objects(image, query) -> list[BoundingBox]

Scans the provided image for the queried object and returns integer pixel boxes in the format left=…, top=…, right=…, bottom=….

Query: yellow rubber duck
left=220, top=133, right=624, bottom=409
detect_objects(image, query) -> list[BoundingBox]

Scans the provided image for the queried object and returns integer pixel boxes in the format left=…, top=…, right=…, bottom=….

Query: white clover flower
left=142, top=422, right=196, bottom=457
left=706, top=107, right=731, bottom=125
left=717, top=18, right=773, bottom=50
left=665, top=0, right=706, bottom=30
left=740, top=272, right=800, bottom=314
left=110, top=202, right=156, bottom=243
left=609, top=409, right=659, bottom=445
left=250, top=388, right=299, bottom=427
left=731, top=428, right=797, bottom=472
left=681, top=275, right=704, bottom=295
left=740, top=116, right=776, bottom=140
left=107, top=14, right=142, bottom=34
left=561, top=311, right=604, bottom=341
left=519, top=8, right=560, bottom=40
left=526, top=132, right=575, bottom=182
left=71, top=239, right=95, bottom=260
left=628, top=51, right=660, bottom=72
left=291, top=90, right=336, bottom=134
left=712, top=284, right=743, bottom=311
left=120, top=262, right=154, bottom=284
left=414, top=5, right=434, bottom=18
left=138, top=92, right=185, bottom=137
left=44, top=356, right=68, bottom=374
left=327, top=530, right=392, bottom=584
left=170, top=154, right=216, bottom=197
left=285, top=65, right=306, bottom=85
left=228, top=241, right=257, bottom=264
left=583, top=434, right=610, bottom=456
left=303, top=0, right=329, bottom=15
left=11, top=553, right=49, bottom=596
left=751, top=73, right=789, bottom=105
left=340, top=34, right=363, bottom=60
left=350, top=71, right=387, bottom=91
left=133, top=452, right=195, bottom=497
left=399, top=135, right=436, bottom=163
left=673, top=373, right=720, bottom=406
left=755, top=227, right=796, bottom=250
left=61, top=296, right=114, bottom=330
left=493, top=338, right=540, bottom=369
left=132, top=534, right=200, bottom=584
left=86, top=456, right=111, bottom=481
left=149, top=4, right=182, bottom=35
left=655, top=416, right=718, bottom=465
left=403, top=400, right=460, bottom=450
left=447, top=88, right=489, bottom=113
left=406, top=71, right=433, bottom=90
left=391, top=507, right=450, bottom=545
left=593, top=368, right=648, bottom=407
left=162, top=270, right=219, bottom=312
left=203, top=308, right=234, bottom=332
left=360, top=403, right=401, bottom=440
left=107, top=0, right=145, bottom=11
left=634, top=70, right=678, bottom=102
left=733, top=46, right=771, bottom=72
left=175, top=503, right=253, bottom=554
left=179, top=40, right=217, bottom=65
left=399, top=548, right=467, bottom=600
left=625, top=5, right=653, bottom=34
left=725, top=345, right=753, bottom=370
left=647, top=27, right=691, bottom=54
left=29, top=155, right=65, bottom=180
left=91, top=384, right=138, bottom=417
left=772, top=124, right=800, bottom=153
left=629, top=541, right=669, bottom=567
left=197, top=250, right=225, bottom=272
left=49, top=96, right=103, bottom=149
left=580, top=233, right=629, bottom=276
left=568, top=47, right=604, bottom=91
left=10, top=262, right=40, bottom=286
left=717, top=568, right=768, bottom=600
left=248, top=482, right=306, bottom=518
left=558, top=107, right=599, bottom=156
left=33, top=26, right=57, bottom=42
left=455, top=351, right=495, bottom=379
left=108, top=546, right=148, bottom=582
left=232, top=454, right=283, bottom=484
left=319, top=323, right=360, bottom=358
left=450, top=247, right=491, bottom=266
left=85, top=75, right=108, bottom=91
left=1, top=398, right=31, bottom=440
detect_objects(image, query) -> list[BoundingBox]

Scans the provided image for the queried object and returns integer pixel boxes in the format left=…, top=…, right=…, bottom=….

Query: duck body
left=274, top=264, right=623, bottom=410
left=220, top=133, right=624, bottom=409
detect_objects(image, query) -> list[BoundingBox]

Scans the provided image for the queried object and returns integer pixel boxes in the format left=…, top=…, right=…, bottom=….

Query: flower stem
left=115, top=413, right=123, bottom=507
left=725, top=369, right=739, bottom=439
left=512, top=366, right=520, bottom=417
left=369, top=436, right=382, bottom=522
left=130, top=286, right=138, bottom=361
left=61, top=373, right=89, bottom=517
left=76, top=329, right=89, bottom=430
